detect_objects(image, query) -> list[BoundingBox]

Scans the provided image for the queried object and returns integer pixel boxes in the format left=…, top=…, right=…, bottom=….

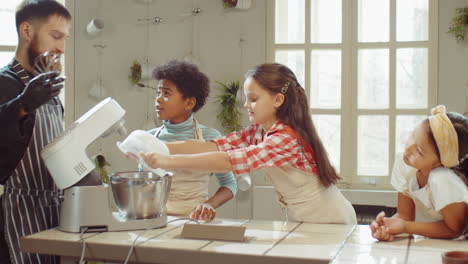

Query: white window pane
left=0, top=0, right=20, bottom=46
left=397, top=0, right=429, bottom=41
left=395, top=115, right=426, bottom=154
left=312, top=115, right=341, bottom=172
left=0, top=52, right=14, bottom=67
left=311, top=0, right=342, bottom=43
left=275, top=50, right=305, bottom=87
left=358, top=115, right=389, bottom=176
left=275, top=0, right=305, bottom=44
left=358, top=49, right=389, bottom=109
left=396, top=48, right=428, bottom=109
left=358, top=0, right=389, bottom=42
left=310, top=50, right=341, bottom=108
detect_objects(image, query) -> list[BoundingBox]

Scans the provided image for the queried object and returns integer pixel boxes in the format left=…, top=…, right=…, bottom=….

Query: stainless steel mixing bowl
left=110, top=171, right=172, bottom=219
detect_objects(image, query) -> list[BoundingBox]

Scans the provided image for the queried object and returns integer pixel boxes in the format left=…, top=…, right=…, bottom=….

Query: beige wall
left=67, top=0, right=468, bottom=176
left=438, top=0, right=468, bottom=113
left=2, top=0, right=467, bottom=213
left=70, top=0, right=265, bottom=175
left=66, top=0, right=266, bottom=218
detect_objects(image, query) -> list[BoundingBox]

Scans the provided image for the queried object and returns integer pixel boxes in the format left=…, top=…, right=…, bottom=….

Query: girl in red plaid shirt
left=142, top=63, right=357, bottom=224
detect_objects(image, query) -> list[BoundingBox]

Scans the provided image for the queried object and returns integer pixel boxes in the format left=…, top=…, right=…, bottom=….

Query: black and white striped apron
left=1, top=61, right=63, bottom=264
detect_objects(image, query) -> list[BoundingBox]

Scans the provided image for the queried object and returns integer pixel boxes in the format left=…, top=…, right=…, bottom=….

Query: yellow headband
left=428, top=105, right=459, bottom=168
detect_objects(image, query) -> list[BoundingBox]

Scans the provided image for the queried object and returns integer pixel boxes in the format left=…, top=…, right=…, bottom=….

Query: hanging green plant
left=216, top=80, right=242, bottom=134
left=447, top=6, right=468, bottom=41
left=222, top=0, right=237, bottom=8
left=128, top=60, right=142, bottom=85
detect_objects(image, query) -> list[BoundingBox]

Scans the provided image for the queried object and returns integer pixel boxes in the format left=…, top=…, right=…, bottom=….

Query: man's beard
left=27, top=35, right=41, bottom=74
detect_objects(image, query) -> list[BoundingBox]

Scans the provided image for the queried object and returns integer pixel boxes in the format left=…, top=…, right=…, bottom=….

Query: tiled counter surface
left=20, top=218, right=467, bottom=264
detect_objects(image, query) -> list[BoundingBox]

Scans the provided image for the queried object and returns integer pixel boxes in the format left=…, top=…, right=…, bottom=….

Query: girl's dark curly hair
left=152, top=60, right=209, bottom=113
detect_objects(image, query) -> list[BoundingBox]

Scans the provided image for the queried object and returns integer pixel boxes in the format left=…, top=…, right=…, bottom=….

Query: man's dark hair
left=16, top=0, right=71, bottom=34
left=152, top=60, right=210, bottom=113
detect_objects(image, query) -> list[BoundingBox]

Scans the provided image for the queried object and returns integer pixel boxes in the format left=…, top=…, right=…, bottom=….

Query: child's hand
left=370, top=211, right=395, bottom=241
left=382, top=217, right=407, bottom=235
left=140, top=152, right=170, bottom=169
left=372, top=225, right=395, bottom=241
left=369, top=211, right=386, bottom=233
left=189, top=203, right=216, bottom=222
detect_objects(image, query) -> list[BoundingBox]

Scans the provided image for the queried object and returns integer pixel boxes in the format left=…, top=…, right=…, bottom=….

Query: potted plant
left=216, top=80, right=242, bottom=134
left=128, top=60, right=142, bottom=85
left=222, top=0, right=251, bottom=10
left=448, top=6, right=468, bottom=41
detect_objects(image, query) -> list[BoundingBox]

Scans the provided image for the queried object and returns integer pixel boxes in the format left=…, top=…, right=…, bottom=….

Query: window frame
left=0, top=1, right=18, bottom=64
left=267, top=0, right=438, bottom=190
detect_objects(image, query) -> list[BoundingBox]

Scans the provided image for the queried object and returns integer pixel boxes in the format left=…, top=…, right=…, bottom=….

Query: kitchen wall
left=70, top=0, right=264, bottom=171
left=68, top=0, right=266, bottom=218
left=438, top=0, right=468, bottom=113
left=67, top=0, right=468, bottom=219
left=2, top=0, right=466, bottom=215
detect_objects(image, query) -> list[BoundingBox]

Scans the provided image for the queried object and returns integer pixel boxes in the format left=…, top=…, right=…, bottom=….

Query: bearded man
left=0, top=1, right=71, bottom=263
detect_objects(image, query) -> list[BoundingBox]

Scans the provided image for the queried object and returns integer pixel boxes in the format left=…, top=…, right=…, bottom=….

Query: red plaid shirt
left=213, top=121, right=318, bottom=176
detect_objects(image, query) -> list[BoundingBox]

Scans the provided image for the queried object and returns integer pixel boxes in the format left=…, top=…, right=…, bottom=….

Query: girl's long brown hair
left=245, top=63, right=340, bottom=187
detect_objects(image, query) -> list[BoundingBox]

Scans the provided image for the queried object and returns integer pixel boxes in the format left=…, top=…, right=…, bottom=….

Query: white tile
left=201, top=228, right=290, bottom=255
left=267, top=244, right=341, bottom=260
left=346, top=225, right=410, bottom=248
left=295, top=223, right=355, bottom=235
left=406, top=249, right=444, bottom=264
left=333, top=244, right=408, bottom=264
left=265, top=230, right=348, bottom=261
left=244, top=219, right=300, bottom=232
left=410, top=236, right=468, bottom=251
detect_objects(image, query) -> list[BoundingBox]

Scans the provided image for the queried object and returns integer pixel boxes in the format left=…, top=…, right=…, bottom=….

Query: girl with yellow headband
left=370, top=105, right=468, bottom=240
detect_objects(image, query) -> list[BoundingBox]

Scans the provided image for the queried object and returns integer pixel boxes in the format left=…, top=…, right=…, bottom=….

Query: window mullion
left=305, top=0, right=311, bottom=96
left=428, top=0, right=438, bottom=108
left=266, top=1, right=275, bottom=62
left=388, top=0, right=397, bottom=186
left=339, top=0, right=355, bottom=185
left=0, top=46, right=16, bottom=52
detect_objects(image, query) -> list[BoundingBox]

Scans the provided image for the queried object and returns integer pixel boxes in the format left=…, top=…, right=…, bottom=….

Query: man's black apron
left=2, top=60, right=63, bottom=264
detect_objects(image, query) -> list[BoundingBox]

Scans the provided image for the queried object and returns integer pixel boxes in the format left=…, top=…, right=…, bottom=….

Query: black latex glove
left=17, top=71, right=65, bottom=113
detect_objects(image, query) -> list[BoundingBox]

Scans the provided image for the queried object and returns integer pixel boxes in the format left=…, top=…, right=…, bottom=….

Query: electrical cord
left=78, top=227, right=89, bottom=264
left=123, top=218, right=199, bottom=264
left=76, top=218, right=199, bottom=264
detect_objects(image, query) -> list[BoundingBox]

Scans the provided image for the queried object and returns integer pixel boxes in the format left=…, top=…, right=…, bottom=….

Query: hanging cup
left=86, top=18, right=105, bottom=36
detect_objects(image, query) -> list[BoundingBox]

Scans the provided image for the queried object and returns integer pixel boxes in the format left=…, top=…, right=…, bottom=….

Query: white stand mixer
left=41, top=98, right=168, bottom=232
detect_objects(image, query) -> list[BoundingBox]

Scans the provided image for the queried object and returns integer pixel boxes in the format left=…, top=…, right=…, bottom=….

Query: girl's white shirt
left=391, top=153, right=468, bottom=223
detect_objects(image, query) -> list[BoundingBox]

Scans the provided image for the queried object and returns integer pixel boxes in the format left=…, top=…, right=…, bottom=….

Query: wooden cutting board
left=180, top=223, right=246, bottom=242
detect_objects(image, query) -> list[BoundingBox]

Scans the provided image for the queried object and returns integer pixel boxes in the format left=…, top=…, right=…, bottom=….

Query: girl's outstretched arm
left=141, top=151, right=233, bottom=173
left=165, top=141, right=219, bottom=155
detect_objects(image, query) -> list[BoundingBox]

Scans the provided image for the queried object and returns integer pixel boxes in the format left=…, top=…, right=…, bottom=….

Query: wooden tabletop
left=20, top=217, right=467, bottom=264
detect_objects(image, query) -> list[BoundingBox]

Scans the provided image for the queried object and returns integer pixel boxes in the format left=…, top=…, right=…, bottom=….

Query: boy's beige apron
left=155, top=120, right=210, bottom=216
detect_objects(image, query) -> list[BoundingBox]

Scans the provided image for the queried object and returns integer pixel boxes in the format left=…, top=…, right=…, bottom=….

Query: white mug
left=86, top=18, right=104, bottom=36
left=88, top=81, right=107, bottom=101
left=141, top=63, right=156, bottom=81
left=235, top=0, right=252, bottom=10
